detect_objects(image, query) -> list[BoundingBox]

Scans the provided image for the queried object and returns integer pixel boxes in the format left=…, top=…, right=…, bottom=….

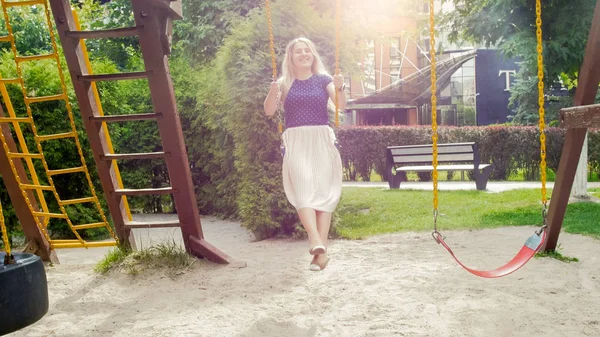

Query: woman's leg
left=315, top=211, right=332, bottom=247
left=314, top=211, right=332, bottom=269
left=297, top=208, right=323, bottom=252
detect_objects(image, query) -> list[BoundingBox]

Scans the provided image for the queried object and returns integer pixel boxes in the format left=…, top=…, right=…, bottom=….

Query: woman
left=264, top=37, right=346, bottom=271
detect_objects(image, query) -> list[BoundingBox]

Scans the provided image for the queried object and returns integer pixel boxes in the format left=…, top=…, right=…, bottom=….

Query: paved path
left=343, top=180, right=600, bottom=192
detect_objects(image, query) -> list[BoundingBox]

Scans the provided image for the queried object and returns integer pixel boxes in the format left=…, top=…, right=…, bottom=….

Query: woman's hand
left=333, top=74, right=345, bottom=91
left=269, top=81, right=280, bottom=94
left=264, top=81, right=281, bottom=116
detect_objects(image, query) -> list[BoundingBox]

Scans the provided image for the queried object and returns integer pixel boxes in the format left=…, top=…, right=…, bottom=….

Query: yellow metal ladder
left=0, top=0, right=118, bottom=249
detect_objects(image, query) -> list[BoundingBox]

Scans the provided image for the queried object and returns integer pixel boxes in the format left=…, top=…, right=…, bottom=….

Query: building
left=343, top=1, right=520, bottom=127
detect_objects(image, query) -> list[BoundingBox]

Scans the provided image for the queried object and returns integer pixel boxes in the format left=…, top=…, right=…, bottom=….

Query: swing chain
left=536, top=203, right=548, bottom=236
left=535, top=0, right=547, bottom=239
left=276, top=92, right=286, bottom=157
left=535, top=0, right=548, bottom=205
left=431, top=209, right=443, bottom=243
left=265, top=0, right=284, bottom=134
left=429, top=0, right=440, bottom=243
left=334, top=0, right=341, bottom=128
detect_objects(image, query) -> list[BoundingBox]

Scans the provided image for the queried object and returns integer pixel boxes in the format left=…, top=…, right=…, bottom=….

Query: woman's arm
left=327, top=74, right=347, bottom=110
left=264, top=81, right=281, bottom=116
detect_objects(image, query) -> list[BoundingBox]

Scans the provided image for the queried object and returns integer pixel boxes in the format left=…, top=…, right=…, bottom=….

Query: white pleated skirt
left=281, top=125, right=342, bottom=212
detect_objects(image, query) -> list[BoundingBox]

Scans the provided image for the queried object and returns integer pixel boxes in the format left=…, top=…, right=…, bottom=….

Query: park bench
left=385, top=142, right=493, bottom=190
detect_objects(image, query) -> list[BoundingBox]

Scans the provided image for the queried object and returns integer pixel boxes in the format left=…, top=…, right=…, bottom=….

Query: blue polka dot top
left=283, top=73, right=332, bottom=128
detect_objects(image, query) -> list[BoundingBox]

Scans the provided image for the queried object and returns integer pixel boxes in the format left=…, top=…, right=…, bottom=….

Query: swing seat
left=433, top=228, right=546, bottom=278
left=0, top=252, right=49, bottom=335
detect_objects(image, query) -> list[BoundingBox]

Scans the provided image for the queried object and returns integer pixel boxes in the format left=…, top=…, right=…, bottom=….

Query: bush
left=336, top=125, right=592, bottom=182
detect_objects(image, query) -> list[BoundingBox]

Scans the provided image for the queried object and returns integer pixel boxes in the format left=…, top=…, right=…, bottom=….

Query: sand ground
left=6, top=210, right=600, bottom=337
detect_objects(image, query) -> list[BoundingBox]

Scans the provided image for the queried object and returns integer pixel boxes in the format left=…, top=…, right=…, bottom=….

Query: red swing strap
left=432, top=228, right=547, bottom=278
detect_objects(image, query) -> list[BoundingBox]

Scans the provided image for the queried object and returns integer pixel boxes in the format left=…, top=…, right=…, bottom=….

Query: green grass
left=356, top=168, right=600, bottom=183
left=535, top=244, right=579, bottom=262
left=590, top=188, right=600, bottom=198
left=94, top=245, right=131, bottom=274
left=336, top=187, right=600, bottom=240
left=95, top=239, right=196, bottom=276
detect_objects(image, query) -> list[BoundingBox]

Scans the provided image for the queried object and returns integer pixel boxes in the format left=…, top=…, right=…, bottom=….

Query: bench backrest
left=386, top=142, right=481, bottom=166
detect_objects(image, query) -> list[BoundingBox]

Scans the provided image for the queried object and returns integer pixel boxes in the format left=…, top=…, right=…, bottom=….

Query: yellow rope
left=334, top=0, right=341, bottom=128
left=266, top=0, right=277, bottom=80
left=429, top=0, right=439, bottom=215
left=0, top=0, right=118, bottom=247
left=1, top=2, right=53, bottom=244
left=41, top=3, right=118, bottom=243
left=0, top=75, right=52, bottom=226
left=0, top=200, right=10, bottom=258
left=535, top=0, right=547, bottom=206
left=265, top=0, right=283, bottom=133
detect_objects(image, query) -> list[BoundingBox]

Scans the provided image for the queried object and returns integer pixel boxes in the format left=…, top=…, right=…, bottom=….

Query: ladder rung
left=0, top=78, right=20, bottom=85
left=50, top=239, right=83, bottom=244
left=15, top=53, right=56, bottom=63
left=124, top=220, right=180, bottom=229
left=0, top=117, right=32, bottom=123
left=3, top=0, right=46, bottom=7
left=33, top=211, right=68, bottom=219
left=36, top=132, right=75, bottom=141
left=78, top=72, right=150, bottom=82
left=25, top=94, right=67, bottom=104
left=65, top=27, right=140, bottom=39
left=59, top=197, right=97, bottom=206
left=0, top=35, right=12, bottom=42
left=101, top=152, right=167, bottom=161
left=20, top=184, right=53, bottom=191
left=51, top=240, right=117, bottom=249
left=47, top=167, right=85, bottom=176
left=89, top=113, right=162, bottom=123
left=72, top=222, right=107, bottom=230
left=8, top=152, right=43, bottom=159
left=113, top=187, right=174, bottom=196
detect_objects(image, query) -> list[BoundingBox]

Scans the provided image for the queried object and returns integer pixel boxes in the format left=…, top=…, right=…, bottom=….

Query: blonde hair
left=279, top=37, right=330, bottom=103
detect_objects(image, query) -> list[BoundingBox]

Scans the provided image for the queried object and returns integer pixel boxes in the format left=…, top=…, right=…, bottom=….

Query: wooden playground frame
left=1, top=0, right=599, bottom=263
left=0, top=0, right=234, bottom=265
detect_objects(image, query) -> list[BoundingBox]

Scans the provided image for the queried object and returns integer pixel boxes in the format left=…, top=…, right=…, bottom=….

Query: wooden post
left=571, top=132, right=588, bottom=198
left=542, top=0, right=600, bottom=251
left=129, top=0, right=231, bottom=263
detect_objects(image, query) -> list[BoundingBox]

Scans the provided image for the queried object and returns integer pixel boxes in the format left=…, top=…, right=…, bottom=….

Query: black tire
left=0, top=252, right=49, bottom=336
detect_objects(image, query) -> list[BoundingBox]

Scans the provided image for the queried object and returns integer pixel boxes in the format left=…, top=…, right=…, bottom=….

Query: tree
left=76, top=0, right=138, bottom=69
left=172, top=0, right=263, bottom=64
left=440, top=0, right=598, bottom=124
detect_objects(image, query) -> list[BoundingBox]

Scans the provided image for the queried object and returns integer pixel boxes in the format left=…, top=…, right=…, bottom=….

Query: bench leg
left=474, top=166, right=493, bottom=191
left=388, top=172, right=402, bottom=189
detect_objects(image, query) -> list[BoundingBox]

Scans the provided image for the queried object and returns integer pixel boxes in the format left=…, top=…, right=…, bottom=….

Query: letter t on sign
left=498, top=70, right=516, bottom=91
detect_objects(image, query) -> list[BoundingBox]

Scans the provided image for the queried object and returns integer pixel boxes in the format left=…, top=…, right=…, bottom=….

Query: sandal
left=309, top=256, right=330, bottom=271
left=309, top=245, right=326, bottom=255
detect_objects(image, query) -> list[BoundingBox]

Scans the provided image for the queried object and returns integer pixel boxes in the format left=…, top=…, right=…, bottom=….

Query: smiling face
left=291, top=42, right=314, bottom=70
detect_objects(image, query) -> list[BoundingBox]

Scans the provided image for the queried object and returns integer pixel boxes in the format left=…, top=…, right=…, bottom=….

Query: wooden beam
left=543, top=0, right=600, bottom=252
left=130, top=0, right=233, bottom=264
left=0, top=106, right=57, bottom=263
left=560, top=104, right=600, bottom=128
left=346, top=103, right=416, bottom=110
left=146, top=0, right=182, bottom=20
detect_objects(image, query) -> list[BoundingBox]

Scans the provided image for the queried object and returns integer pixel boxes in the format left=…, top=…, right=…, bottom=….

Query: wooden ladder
left=47, top=0, right=232, bottom=264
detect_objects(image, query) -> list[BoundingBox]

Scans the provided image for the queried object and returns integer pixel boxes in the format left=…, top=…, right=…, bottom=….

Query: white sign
left=498, top=70, right=516, bottom=91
